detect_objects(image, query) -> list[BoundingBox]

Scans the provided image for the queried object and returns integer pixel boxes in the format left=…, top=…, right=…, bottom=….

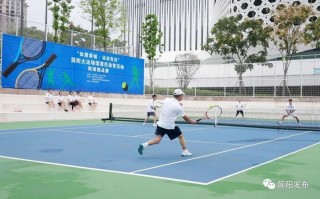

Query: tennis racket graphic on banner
left=196, top=105, right=222, bottom=122
left=3, top=37, right=46, bottom=77
left=15, top=54, right=57, bottom=89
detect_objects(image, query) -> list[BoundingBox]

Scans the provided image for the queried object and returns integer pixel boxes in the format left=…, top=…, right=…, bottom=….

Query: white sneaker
left=142, top=123, right=146, bottom=126
left=277, top=121, right=282, bottom=125
left=181, top=149, right=192, bottom=157
left=153, top=123, right=157, bottom=127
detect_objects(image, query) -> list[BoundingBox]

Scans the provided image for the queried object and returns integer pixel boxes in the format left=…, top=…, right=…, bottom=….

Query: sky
left=26, top=0, right=91, bottom=31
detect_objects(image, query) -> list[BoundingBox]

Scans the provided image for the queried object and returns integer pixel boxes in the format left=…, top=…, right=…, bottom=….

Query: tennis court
left=0, top=119, right=319, bottom=199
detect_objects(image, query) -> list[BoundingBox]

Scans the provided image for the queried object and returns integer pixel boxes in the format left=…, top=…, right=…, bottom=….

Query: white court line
left=0, top=132, right=318, bottom=186
left=204, top=141, right=320, bottom=185
left=57, top=130, right=245, bottom=146
left=131, top=134, right=153, bottom=137
left=131, top=126, right=215, bottom=137
left=131, top=131, right=312, bottom=173
left=0, top=126, right=243, bottom=146
left=0, top=123, right=138, bottom=135
left=0, top=155, right=206, bottom=185
left=60, top=130, right=138, bottom=138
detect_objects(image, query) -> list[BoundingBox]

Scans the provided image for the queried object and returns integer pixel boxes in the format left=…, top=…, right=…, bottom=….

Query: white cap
left=173, top=89, right=185, bottom=96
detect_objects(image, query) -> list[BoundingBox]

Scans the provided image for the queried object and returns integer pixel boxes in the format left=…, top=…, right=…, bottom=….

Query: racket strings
left=16, top=70, right=40, bottom=89
left=22, top=39, right=45, bottom=58
left=207, top=107, right=222, bottom=119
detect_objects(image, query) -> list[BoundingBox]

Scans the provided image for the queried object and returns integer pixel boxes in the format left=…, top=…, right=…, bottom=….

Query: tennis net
left=102, top=103, right=320, bottom=131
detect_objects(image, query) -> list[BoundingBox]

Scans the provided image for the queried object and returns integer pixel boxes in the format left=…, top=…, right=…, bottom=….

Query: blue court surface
left=0, top=122, right=319, bottom=185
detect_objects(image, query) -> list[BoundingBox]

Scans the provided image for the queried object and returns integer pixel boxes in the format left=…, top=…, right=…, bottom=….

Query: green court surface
left=0, top=121, right=319, bottom=199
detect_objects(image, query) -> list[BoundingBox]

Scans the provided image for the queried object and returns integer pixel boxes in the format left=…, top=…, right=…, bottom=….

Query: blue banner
left=1, top=34, right=144, bottom=94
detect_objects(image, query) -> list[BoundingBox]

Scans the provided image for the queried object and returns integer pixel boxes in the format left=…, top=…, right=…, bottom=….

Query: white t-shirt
left=157, top=98, right=186, bottom=129
left=286, top=104, right=296, bottom=116
left=57, top=95, right=64, bottom=103
left=45, top=92, right=53, bottom=103
left=67, top=95, right=74, bottom=102
left=236, top=102, right=243, bottom=111
left=147, top=100, right=156, bottom=112
left=88, top=95, right=95, bottom=103
left=74, top=95, right=81, bottom=101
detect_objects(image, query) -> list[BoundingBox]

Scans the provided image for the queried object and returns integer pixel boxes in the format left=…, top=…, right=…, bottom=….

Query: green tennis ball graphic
left=122, top=82, right=128, bottom=91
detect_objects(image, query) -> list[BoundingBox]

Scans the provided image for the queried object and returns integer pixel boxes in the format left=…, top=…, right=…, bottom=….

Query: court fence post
left=109, top=103, right=113, bottom=120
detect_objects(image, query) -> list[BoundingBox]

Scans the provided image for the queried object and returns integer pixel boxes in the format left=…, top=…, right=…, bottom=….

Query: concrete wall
left=0, top=88, right=319, bottom=122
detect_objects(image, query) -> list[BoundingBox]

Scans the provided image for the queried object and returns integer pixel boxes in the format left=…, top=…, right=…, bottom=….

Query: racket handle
left=44, top=54, right=57, bottom=66
left=3, top=62, right=19, bottom=77
left=196, top=119, right=202, bottom=122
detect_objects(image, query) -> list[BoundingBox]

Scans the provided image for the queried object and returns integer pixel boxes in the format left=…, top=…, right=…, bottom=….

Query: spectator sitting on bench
left=88, top=92, right=98, bottom=111
left=44, top=89, right=55, bottom=112
left=74, top=92, right=83, bottom=111
left=57, top=91, right=69, bottom=112
left=67, top=91, right=76, bottom=111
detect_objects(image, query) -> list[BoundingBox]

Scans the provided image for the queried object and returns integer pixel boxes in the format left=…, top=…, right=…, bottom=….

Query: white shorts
left=286, top=112, right=296, bottom=117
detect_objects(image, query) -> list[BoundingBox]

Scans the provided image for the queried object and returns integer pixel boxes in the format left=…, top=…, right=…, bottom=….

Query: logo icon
left=263, top=179, right=276, bottom=190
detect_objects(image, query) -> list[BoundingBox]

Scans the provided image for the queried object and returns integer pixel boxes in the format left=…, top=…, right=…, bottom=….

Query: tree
left=203, top=16, right=271, bottom=95
left=48, top=0, right=74, bottom=44
left=80, top=0, right=127, bottom=51
left=305, top=17, right=320, bottom=49
left=269, top=4, right=314, bottom=96
left=59, top=0, right=74, bottom=43
left=141, top=14, right=163, bottom=88
left=175, top=54, right=200, bottom=89
left=48, top=0, right=60, bottom=42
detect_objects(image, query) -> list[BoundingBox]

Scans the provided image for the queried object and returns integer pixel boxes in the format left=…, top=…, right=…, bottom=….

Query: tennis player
left=138, top=89, right=197, bottom=157
left=277, top=99, right=301, bottom=126
left=235, top=100, right=245, bottom=119
left=143, top=94, right=158, bottom=127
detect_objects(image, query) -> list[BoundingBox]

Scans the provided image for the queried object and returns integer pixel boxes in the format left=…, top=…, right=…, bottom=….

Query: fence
left=0, top=14, right=134, bottom=56
left=145, top=56, right=320, bottom=97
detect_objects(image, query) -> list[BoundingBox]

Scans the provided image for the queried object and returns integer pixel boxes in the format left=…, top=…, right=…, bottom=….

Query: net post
left=214, top=107, right=218, bottom=127
left=109, top=103, right=113, bottom=120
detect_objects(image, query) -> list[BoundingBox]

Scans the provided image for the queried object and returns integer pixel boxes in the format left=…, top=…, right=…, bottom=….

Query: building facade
left=0, top=0, right=28, bottom=33
left=123, top=0, right=232, bottom=57
left=124, top=0, right=320, bottom=58
left=231, top=0, right=320, bottom=25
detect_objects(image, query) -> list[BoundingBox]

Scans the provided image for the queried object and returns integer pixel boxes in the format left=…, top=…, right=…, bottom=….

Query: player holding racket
left=235, top=100, right=245, bottom=119
left=277, top=99, right=301, bottom=126
left=138, top=89, right=197, bottom=157
left=143, top=94, right=158, bottom=127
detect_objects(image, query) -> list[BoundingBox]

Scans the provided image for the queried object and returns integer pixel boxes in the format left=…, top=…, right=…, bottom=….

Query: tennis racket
left=3, top=38, right=46, bottom=77
left=196, top=105, right=222, bottom=122
left=15, top=54, right=57, bottom=89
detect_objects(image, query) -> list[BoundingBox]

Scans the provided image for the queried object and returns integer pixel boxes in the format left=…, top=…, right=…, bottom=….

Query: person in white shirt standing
left=143, top=94, right=158, bottom=127
left=278, top=99, right=301, bottom=126
left=235, top=100, right=245, bottom=119
left=138, top=89, right=197, bottom=157
left=44, top=89, right=55, bottom=111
